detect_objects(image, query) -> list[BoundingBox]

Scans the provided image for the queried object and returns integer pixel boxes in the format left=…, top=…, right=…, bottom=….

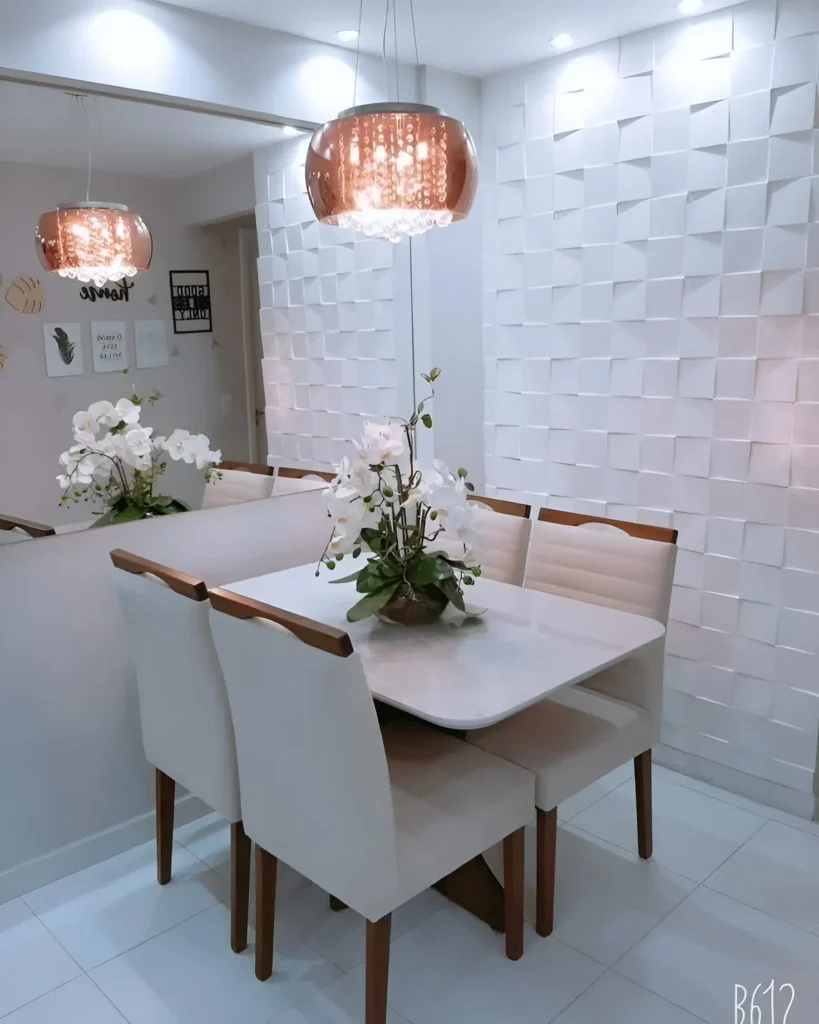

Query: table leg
left=433, top=854, right=505, bottom=932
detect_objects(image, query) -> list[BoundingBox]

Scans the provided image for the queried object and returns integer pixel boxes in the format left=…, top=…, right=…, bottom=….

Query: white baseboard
left=655, top=744, right=817, bottom=821
left=0, top=794, right=211, bottom=907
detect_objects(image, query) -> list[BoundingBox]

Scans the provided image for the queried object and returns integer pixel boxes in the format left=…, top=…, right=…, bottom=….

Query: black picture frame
left=170, top=270, right=212, bottom=334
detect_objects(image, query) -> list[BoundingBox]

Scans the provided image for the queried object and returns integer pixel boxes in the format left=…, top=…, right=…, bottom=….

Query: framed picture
left=92, top=321, right=129, bottom=373
left=43, top=322, right=83, bottom=377
left=135, top=319, right=169, bottom=368
left=170, top=270, right=212, bottom=334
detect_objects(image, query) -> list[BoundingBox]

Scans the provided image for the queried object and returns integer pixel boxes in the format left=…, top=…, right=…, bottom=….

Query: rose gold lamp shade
left=306, top=102, right=478, bottom=243
left=35, top=203, right=152, bottom=287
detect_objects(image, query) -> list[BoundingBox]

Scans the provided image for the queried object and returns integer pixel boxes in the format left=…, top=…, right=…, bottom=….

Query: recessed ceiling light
left=336, top=29, right=359, bottom=42
left=551, top=33, right=573, bottom=50
left=677, top=0, right=703, bottom=13
left=280, top=126, right=299, bottom=136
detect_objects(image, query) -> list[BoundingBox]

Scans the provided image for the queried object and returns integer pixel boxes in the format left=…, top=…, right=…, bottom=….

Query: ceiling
left=160, top=0, right=745, bottom=77
left=0, top=82, right=296, bottom=179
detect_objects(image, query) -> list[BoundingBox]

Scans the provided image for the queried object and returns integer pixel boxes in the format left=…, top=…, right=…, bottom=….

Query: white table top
left=224, top=564, right=665, bottom=730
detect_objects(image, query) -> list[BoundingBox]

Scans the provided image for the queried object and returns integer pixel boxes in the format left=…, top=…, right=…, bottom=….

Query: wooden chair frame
left=538, top=508, right=678, bottom=545
left=209, top=588, right=353, bottom=658
left=0, top=514, right=56, bottom=539
left=467, top=494, right=531, bottom=519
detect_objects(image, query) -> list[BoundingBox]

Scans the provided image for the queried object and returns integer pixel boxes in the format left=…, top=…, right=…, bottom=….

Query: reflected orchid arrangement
left=320, top=368, right=482, bottom=623
left=57, top=394, right=221, bottom=526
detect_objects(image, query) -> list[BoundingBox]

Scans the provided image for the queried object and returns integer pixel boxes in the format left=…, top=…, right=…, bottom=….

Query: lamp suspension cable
left=381, top=0, right=391, bottom=100
left=353, top=0, right=364, bottom=106
left=392, top=0, right=400, bottom=101
left=409, top=0, right=420, bottom=67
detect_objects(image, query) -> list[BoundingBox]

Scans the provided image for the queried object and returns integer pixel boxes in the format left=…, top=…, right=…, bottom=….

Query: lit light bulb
left=551, top=33, right=574, bottom=50
left=336, top=29, right=359, bottom=42
left=677, top=0, right=703, bottom=14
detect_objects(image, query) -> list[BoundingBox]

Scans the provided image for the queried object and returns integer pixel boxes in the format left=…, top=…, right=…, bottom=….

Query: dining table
left=223, top=562, right=666, bottom=930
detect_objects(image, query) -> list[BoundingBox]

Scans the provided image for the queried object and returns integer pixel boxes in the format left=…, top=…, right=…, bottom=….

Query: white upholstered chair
left=202, top=462, right=274, bottom=510
left=433, top=495, right=531, bottom=586
left=0, top=514, right=55, bottom=545
left=208, top=588, right=535, bottom=1023
left=468, top=510, right=677, bottom=938
left=110, top=549, right=250, bottom=954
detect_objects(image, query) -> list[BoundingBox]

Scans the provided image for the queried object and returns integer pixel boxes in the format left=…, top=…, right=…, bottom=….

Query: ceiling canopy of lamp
left=305, top=1, right=478, bottom=243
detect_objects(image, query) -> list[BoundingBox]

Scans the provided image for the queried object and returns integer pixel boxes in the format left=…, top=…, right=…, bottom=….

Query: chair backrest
left=273, top=466, right=336, bottom=494
left=526, top=510, right=677, bottom=621
left=208, top=589, right=399, bottom=914
left=465, top=495, right=532, bottom=586
left=202, top=467, right=275, bottom=509
left=525, top=511, right=677, bottom=719
left=109, top=549, right=241, bottom=822
left=0, top=515, right=55, bottom=544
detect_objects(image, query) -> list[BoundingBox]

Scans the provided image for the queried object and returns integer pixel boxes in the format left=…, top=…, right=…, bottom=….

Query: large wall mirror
left=0, top=79, right=311, bottom=532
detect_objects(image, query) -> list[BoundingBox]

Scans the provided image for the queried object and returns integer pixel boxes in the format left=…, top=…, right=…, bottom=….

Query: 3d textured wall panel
left=482, top=0, right=819, bottom=800
left=255, top=137, right=397, bottom=468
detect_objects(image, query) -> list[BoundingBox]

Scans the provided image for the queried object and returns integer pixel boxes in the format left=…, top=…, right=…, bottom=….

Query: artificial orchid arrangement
left=57, top=393, right=221, bottom=526
left=320, top=368, right=482, bottom=624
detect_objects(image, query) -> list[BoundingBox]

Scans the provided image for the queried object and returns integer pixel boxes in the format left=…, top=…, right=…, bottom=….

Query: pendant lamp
left=306, top=1, right=477, bottom=243
left=35, top=96, right=153, bottom=287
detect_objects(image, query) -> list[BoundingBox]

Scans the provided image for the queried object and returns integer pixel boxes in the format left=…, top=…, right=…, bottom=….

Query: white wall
left=0, top=161, right=222, bottom=525
left=179, top=154, right=256, bottom=228
left=481, top=0, right=819, bottom=812
left=0, top=490, right=330, bottom=899
left=0, top=0, right=400, bottom=127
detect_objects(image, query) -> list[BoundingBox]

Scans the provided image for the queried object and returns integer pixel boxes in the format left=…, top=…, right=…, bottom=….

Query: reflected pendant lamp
left=306, top=101, right=477, bottom=243
left=36, top=202, right=153, bottom=288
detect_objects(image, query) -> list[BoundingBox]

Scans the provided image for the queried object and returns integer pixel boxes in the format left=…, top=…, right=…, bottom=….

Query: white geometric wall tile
left=482, top=0, right=819, bottom=799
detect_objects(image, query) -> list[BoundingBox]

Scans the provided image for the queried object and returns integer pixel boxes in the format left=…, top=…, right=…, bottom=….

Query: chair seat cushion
left=467, top=686, right=651, bottom=811
left=382, top=720, right=534, bottom=909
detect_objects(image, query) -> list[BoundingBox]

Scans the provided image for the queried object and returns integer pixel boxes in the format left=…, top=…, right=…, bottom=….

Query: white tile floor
left=4, top=763, right=819, bottom=1024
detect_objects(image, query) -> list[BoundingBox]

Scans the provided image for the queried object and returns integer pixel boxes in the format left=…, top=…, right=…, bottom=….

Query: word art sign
left=92, top=321, right=128, bottom=373
left=79, top=278, right=134, bottom=303
left=170, top=270, right=211, bottom=334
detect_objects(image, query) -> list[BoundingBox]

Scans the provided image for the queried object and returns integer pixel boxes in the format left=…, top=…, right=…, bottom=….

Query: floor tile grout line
left=0, top=976, right=84, bottom=1022
left=696, top=875, right=819, bottom=943
left=82, top=974, right=131, bottom=1023
left=605, top=967, right=710, bottom=1023
left=17, top=893, right=88, bottom=976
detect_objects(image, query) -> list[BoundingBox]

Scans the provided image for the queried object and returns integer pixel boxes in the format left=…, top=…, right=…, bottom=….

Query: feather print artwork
left=5, top=276, right=44, bottom=314
left=53, top=327, right=75, bottom=364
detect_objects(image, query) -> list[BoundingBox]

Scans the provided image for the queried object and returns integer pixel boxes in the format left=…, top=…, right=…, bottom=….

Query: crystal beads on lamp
left=306, top=103, right=477, bottom=243
left=35, top=203, right=153, bottom=287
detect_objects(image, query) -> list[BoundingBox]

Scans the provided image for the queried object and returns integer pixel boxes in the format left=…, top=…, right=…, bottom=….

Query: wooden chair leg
left=634, top=749, right=653, bottom=860
left=255, top=845, right=278, bottom=981
left=536, top=807, right=557, bottom=938
left=230, top=821, right=251, bottom=954
left=329, top=896, right=348, bottom=911
left=155, top=769, right=175, bottom=886
left=365, top=915, right=391, bottom=1024
left=503, top=827, right=525, bottom=960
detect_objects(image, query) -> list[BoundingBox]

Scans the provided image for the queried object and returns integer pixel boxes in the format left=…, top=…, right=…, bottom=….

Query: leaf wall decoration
left=0, top=345, right=6, bottom=370
left=53, top=327, right=75, bottom=365
left=5, top=276, right=44, bottom=314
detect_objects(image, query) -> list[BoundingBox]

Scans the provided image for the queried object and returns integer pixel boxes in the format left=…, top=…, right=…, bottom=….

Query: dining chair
left=272, top=465, right=335, bottom=495
left=0, top=514, right=55, bottom=544
left=465, top=494, right=532, bottom=586
left=109, top=549, right=251, bottom=954
left=202, top=462, right=275, bottom=510
left=208, top=588, right=535, bottom=1023
left=468, top=509, right=677, bottom=938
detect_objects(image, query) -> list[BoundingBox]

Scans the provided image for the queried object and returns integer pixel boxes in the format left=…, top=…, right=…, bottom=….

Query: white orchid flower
left=87, top=400, right=116, bottom=427
left=124, top=426, right=154, bottom=458
left=73, top=409, right=98, bottom=437
left=356, top=420, right=405, bottom=466
left=162, top=429, right=191, bottom=461
left=56, top=474, right=72, bottom=490
left=113, top=398, right=141, bottom=426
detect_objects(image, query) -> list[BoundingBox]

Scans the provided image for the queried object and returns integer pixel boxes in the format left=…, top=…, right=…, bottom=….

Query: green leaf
left=438, top=577, right=465, bottom=612
left=465, top=481, right=475, bottom=492
left=406, top=554, right=441, bottom=588
left=357, top=564, right=399, bottom=593
left=111, top=505, right=146, bottom=525
left=346, top=584, right=399, bottom=622
left=421, top=414, right=432, bottom=428
left=329, top=568, right=364, bottom=585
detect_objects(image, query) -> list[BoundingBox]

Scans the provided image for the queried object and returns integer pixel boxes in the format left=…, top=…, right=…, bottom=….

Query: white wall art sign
left=134, top=319, right=169, bottom=369
left=43, top=322, right=83, bottom=378
left=91, top=321, right=128, bottom=374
